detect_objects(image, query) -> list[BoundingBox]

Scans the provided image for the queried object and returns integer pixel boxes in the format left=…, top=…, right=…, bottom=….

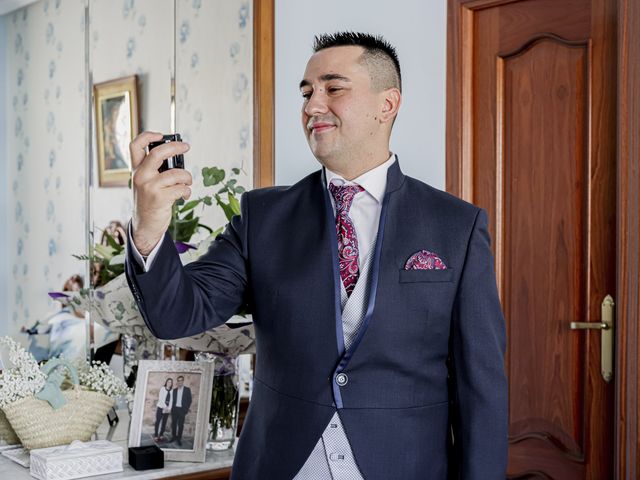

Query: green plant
left=73, top=166, right=246, bottom=287
left=72, top=230, right=124, bottom=288
left=169, top=166, right=245, bottom=242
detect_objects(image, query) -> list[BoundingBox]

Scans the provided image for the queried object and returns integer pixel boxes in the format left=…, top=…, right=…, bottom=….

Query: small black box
left=128, top=445, right=165, bottom=471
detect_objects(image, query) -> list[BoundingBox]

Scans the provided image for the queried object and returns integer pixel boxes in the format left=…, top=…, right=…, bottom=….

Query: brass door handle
left=570, top=322, right=609, bottom=330
left=569, top=295, right=614, bottom=382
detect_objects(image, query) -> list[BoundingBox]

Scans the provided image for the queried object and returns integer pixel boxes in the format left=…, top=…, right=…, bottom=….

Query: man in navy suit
left=125, top=32, right=507, bottom=479
left=170, top=375, right=192, bottom=447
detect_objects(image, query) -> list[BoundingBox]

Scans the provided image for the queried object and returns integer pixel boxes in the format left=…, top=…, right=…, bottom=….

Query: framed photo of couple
left=129, top=360, right=214, bottom=462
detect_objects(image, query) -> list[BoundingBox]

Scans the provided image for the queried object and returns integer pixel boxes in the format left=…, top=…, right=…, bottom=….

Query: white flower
left=76, top=359, right=131, bottom=399
left=0, top=336, right=46, bottom=408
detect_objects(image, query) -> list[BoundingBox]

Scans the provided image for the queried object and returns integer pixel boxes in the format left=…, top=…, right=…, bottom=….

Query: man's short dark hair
left=177, top=375, right=184, bottom=381
left=312, top=31, right=402, bottom=92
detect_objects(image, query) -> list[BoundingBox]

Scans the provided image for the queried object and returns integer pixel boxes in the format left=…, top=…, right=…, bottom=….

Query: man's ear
left=379, top=88, right=401, bottom=124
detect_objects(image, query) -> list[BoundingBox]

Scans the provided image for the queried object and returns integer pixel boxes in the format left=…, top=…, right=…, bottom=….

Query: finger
left=165, top=185, right=192, bottom=203
left=136, top=142, right=191, bottom=183
left=156, top=169, right=193, bottom=188
left=130, top=131, right=163, bottom=169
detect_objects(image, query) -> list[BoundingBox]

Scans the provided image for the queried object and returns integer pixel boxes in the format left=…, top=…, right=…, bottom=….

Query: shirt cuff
left=127, top=221, right=165, bottom=272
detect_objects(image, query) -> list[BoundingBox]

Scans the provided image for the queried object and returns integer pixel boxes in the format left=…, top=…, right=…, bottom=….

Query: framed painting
left=93, top=75, right=139, bottom=187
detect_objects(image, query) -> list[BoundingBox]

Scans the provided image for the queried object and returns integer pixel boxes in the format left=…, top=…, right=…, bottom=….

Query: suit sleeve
left=125, top=192, right=250, bottom=340
left=450, top=208, right=508, bottom=479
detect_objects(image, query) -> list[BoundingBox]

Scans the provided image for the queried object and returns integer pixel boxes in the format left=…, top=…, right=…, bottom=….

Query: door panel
left=447, top=1, right=616, bottom=478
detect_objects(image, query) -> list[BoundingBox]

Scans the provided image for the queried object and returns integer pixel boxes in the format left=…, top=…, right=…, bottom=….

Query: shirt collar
left=324, top=153, right=396, bottom=204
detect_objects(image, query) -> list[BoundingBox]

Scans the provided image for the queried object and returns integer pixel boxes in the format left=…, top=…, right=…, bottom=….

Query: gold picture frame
left=93, top=75, right=139, bottom=187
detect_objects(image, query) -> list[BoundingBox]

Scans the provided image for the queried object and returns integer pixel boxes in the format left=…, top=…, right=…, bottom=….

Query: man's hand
left=130, top=131, right=192, bottom=255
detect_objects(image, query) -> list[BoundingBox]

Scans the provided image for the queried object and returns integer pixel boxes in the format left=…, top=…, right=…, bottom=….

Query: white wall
left=274, top=0, right=447, bottom=189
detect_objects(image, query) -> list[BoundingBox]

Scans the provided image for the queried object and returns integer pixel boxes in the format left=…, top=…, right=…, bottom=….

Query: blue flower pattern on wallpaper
left=15, top=116, right=23, bottom=136
left=126, top=37, right=136, bottom=59
left=46, top=201, right=55, bottom=222
left=180, top=20, right=190, bottom=43
left=46, top=111, right=55, bottom=132
left=239, top=125, right=250, bottom=150
left=123, top=0, right=135, bottom=18
left=15, top=33, right=23, bottom=53
left=233, top=73, right=248, bottom=102
left=46, top=23, right=54, bottom=44
left=229, top=42, right=240, bottom=63
left=15, top=202, right=23, bottom=223
left=238, top=2, right=249, bottom=29
left=48, top=239, right=57, bottom=257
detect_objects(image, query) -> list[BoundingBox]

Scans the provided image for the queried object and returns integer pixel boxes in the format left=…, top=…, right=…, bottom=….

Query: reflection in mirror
left=87, top=0, right=175, bottom=361
left=175, top=0, right=253, bottom=234
left=3, top=0, right=259, bottom=365
left=86, top=0, right=254, bottom=362
left=4, top=1, right=90, bottom=360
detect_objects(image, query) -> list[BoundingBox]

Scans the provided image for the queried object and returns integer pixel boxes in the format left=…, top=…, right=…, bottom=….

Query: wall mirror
left=3, top=0, right=273, bottom=362
left=86, top=0, right=273, bottom=359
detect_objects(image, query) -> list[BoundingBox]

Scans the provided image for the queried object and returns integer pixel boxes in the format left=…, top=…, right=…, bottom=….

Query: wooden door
left=447, top=0, right=617, bottom=478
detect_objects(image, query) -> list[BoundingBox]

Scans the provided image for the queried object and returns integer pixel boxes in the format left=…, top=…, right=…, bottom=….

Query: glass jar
left=195, top=352, right=241, bottom=450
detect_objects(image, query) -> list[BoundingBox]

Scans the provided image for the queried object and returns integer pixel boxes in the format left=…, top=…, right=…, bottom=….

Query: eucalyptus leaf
left=202, top=166, right=226, bottom=186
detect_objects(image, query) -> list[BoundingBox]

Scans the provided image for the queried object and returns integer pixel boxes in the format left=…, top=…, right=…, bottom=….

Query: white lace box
left=29, top=440, right=123, bottom=480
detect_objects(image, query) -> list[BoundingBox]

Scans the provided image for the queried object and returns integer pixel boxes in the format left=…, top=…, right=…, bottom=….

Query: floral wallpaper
left=175, top=0, right=253, bottom=237
left=4, top=0, right=254, bottom=341
left=6, top=0, right=86, bottom=341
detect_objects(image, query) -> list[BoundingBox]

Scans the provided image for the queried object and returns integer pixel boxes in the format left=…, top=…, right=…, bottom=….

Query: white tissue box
left=29, top=440, right=123, bottom=480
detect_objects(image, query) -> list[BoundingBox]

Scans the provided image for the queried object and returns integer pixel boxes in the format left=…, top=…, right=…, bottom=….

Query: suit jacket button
left=335, top=373, right=348, bottom=386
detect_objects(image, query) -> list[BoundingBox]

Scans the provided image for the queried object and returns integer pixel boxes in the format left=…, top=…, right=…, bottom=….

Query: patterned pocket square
left=404, top=250, right=447, bottom=270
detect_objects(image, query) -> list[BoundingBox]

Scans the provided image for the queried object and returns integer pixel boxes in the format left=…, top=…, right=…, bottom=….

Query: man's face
left=300, top=46, right=384, bottom=170
left=177, top=378, right=184, bottom=388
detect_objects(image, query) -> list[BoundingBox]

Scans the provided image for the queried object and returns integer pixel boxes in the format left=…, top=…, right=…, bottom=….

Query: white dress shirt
left=324, top=154, right=395, bottom=268
left=175, top=386, right=184, bottom=408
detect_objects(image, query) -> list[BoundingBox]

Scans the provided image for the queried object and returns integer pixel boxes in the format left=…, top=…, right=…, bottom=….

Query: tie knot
left=329, top=182, right=364, bottom=215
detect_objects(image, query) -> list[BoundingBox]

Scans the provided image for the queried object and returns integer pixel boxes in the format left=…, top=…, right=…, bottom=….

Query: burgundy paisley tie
left=329, top=181, right=364, bottom=296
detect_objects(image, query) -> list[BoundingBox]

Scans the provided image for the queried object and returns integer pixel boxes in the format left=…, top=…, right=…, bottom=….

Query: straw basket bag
left=2, top=359, right=115, bottom=450
left=0, top=409, right=20, bottom=445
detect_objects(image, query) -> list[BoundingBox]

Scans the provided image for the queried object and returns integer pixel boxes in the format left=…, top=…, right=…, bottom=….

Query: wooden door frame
left=615, top=0, right=639, bottom=477
left=446, top=0, right=640, bottom=476
left=253, top=0, right=275, bottom=188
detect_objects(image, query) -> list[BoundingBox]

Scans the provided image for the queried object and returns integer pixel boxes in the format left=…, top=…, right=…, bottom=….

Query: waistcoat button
left=335, top=373, right=348, bottom=386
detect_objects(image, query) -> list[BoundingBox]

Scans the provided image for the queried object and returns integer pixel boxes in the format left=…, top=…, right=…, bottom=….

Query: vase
left=195, top=352, right=241, bottom=451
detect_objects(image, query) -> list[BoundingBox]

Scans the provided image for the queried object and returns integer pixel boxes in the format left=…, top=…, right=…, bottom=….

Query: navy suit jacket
left=125, top=159, right=508, bottom=479
left=172, top=386, right=191, bottom=412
